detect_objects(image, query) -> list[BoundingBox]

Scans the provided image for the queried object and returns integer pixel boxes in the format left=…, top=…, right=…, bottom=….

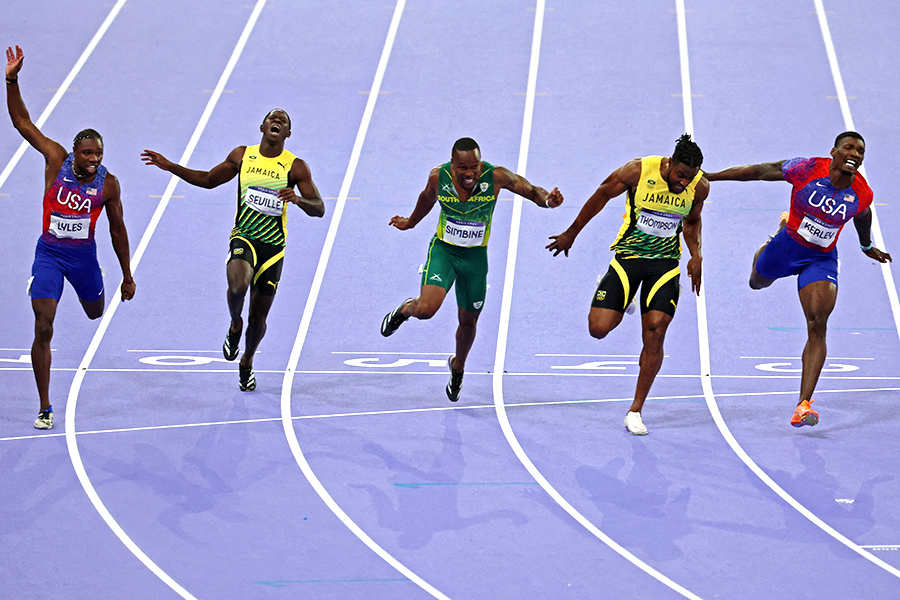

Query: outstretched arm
left=6, top=46, right=67, bottom=170
left=389, top=167, right=439, bottom=230
left=493, top=166, right=563, bottom=208
left=682, top=177, right=709, bottom=294
left=141, top=146, right=243, bottom=189
left=853, top=207, right=892, bottom=263
left=546, top=158, right=640, bottom=257
left=704, top=160, right=786, bottom=182
left=102, top=174, right=136, bottom=301
left=282, top=158, right=325, bottom=217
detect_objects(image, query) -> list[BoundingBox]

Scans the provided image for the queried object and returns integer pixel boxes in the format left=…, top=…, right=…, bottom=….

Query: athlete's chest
left=794, top=177, right=859, bottom=223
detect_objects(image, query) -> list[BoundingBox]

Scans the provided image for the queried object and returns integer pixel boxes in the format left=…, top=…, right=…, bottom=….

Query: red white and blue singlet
left=781, top=156, right=872, bottom=252
left=40, top=153, right=106, bottom=248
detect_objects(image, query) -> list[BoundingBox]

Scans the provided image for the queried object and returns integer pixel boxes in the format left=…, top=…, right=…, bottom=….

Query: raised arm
left=389, top=167, right=439, bottom=231
left=853, top=207, right=892, bottom=264
left=493, top=166, right=563, bottom=208
left=704, top=160, right=786, bottom=182
left=140, top=146, right=243, bottom=189
left=6, top=46, right=67, bottom=169
left=101, top=174, right=136, bottom=301
left=281, top=157, right=325, bottom=217
left=681, top=176, right=709, bottom=294
left=546, top=158, right=640, bottom=257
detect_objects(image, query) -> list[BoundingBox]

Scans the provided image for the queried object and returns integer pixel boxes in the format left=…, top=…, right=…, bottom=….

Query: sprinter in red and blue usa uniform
left=706, top=132, right=892, bottom=429
left=6, top=45, right=136, bottom=430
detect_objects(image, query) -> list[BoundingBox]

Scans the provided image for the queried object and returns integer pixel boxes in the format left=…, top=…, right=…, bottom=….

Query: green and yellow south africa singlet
left=231, top=145, right=297, bottom=247
left=435, top=161, right=497, bottom=248
left=610, top=156, right=702, bottom=260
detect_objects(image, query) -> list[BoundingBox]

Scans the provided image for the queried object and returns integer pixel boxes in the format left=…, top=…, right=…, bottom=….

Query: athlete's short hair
left=452, top=137, right=480, bottom=156
left=264, top=108, right=291, bottom=130
left=672, top=133, right=703, bottom=168
left=73, top=128, right=103, bottom=147
left=834, top=131, right=864, bottom=148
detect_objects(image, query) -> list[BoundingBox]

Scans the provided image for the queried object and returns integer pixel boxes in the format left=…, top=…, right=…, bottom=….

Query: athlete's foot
left=791, top=399, right=818, bottom=427
left=239, top=363, right=257, bottom=391
left=381, top=298, right=412, bottom=337
left=624, top=411, right=648, bottom=435
left=446, top=355, right=463, bottom=402
left=223, top=326, right=242, bottom=361
left=33, top=406, right=53, bottom=430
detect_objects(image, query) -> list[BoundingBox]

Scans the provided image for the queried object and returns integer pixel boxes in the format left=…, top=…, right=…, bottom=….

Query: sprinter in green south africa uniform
left=547, top=134, right=708, bottom=436
left=381, top=137, right=563, bottom=402
left=142, top=109, right=325, bottom=392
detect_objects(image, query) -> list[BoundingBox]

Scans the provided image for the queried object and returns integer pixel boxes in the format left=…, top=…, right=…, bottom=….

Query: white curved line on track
left=490, top=1, right=702, bottom=598
left=812, top=0, right=900, bottom=341
left=694, top=0, right=900, bottom=580
left=277, top=2, right=449, bottom=598
left=63, top=1, right=271, bottom=598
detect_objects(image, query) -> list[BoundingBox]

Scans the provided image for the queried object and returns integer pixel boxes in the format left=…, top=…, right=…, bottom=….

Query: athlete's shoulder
left=851, top=171, right=873, bottom=202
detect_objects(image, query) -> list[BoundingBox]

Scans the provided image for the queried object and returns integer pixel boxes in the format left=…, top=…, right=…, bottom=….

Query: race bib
left=796, top=214, right=839, bottom=247
left=49, top=212, right=90, bottom=240
left=443, top=217, right=486, bottom=247
left=636, top=209, right=681, bottom=238
left=244, top=186, right=284, bottom=216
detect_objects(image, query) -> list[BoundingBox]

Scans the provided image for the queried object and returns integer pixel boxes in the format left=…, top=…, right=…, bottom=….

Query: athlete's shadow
left=574, top=437, right=692, bottom=561
left=353, top=410, right=527, bottom=550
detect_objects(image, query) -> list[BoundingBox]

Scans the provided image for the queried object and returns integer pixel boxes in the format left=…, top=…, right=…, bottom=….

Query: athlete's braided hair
left=452, top=137, right=480, bottom=156
left=73, top=128, right=102, bottom=147
left=672, top=133, right=703, bottom=168
left=834, top=131, right=864, bottom=148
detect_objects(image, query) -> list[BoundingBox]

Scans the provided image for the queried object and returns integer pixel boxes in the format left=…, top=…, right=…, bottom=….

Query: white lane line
left=0, top=1, right=128, bottom=191
left=813, top=0, right=900, bottom=344
left=693, top=0, right=900, bottom=580
left=490, top=2, right=702, bottom=598
left=6, top=383, right=899, bottom=444
left=63, top=2, right=272, bottom=598
left=277, top=3, right=447, bottom=598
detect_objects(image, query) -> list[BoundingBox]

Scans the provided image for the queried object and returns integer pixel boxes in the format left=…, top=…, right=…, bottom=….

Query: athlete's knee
left=410, top=298, right=440, bottom=320
left=588, top=321, right=613, bottom=340
left=33, top=319, right=54, bottom=344
left=805, top=312, right=828, bottom=338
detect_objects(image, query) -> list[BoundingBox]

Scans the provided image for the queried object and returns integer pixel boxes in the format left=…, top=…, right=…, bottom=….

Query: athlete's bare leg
left=31, top=298, right=58, bottom=412
left=797, top=279, right=837, bottom=403
left=588, top=306, right=625, bottom=340
left=402, top=284, right=447, bottom=320
left=226, top=258, right=253, bottom=337
left=241, top=288, right=274, bottom=367
left=627, top=309, right=673, bottom=414
left=750, top=217, right=787, bottom=290
left=79, top=295, right=105, bottom=320
left=450, top=307, right=480, bottom=372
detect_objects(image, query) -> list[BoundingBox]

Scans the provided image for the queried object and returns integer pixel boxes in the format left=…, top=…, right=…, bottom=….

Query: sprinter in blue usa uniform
left=6, top=45, right=136, bottom=430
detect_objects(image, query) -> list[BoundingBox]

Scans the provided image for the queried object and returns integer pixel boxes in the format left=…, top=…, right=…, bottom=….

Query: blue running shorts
left=30, top=238, right=104, bottom=302
left=755, top=229, right=838, bottom=291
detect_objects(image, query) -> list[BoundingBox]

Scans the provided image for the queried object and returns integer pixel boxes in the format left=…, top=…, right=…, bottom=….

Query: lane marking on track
left=61, top=2, right=274, bottom=598
left=276, top=3, right=448, bottom=599
left=490, top=1, right=702, bottom=598
left=813, top=0, right=900, bottom=343
left=693, top=0, right=900, bottom=581
left=7, top=385, right=899, bottom=444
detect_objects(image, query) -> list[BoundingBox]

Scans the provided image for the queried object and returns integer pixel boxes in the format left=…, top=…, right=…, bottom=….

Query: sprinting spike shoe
left=34, top=406, right=53, bottom=430
left=624, top=411, right=648, bottom=435
left=223, top=326, right=241, bottom=361
left=239, top=363, right=257, bottom=392
left=380, top=299, right=411, bottom=337
left=791, top=399, right=819, bottom=427
left=779, top=211, right=789, bottom=226
left=446, top=355, right=463, bottom=402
